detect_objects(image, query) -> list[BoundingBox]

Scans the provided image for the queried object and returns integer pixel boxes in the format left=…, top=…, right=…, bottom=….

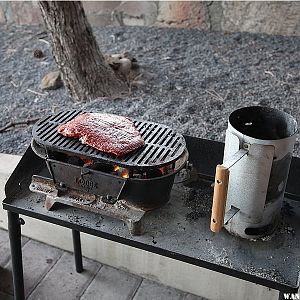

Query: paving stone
left=0, top=239, right=62, bottom=297
left=184, top=292, right=208, bottom=300
left=28, top=252, right=100, bottom=300
left=0, top=231, right=209, bottom=300
left=133, top=279, right=184, bottom=300
left=0, top=267, right=13, bottom=294
left=0, top=229, right=29, bottom=267
left=81, top=265, right=141, bottom=300
left=0, top=229, right=13, bottom=268
left=0, top=291, right=13, bottom=300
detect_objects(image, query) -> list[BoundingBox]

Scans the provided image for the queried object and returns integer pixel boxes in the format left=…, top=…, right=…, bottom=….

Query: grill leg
left=72, top=230, right=83, bottom=273
left=8, top=211, right=25, bottom=300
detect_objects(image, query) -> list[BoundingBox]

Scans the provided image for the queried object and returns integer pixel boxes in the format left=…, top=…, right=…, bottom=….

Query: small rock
left=41, top=71, right=63, bottom=90
left=105, top=52, right=137, bottom=73
left=33, top=49, right=44, bottom=59
left=105, top=54, right=122, bottom=70
left=119, top=58, right=132, bottom=77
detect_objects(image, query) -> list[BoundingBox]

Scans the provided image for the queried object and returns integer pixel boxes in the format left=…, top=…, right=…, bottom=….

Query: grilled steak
left=57, top=113, right=145, bottom=156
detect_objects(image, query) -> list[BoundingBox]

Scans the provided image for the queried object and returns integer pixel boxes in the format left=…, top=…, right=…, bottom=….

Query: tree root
left=0, top=118, right=40, bottom=133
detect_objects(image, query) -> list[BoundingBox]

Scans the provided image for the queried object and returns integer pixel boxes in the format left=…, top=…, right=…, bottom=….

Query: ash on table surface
left=243, top=264, right=286, bottom=284
left=0, top=25, right=299, bottom=155
left=183, top=181, right=213, bottom=221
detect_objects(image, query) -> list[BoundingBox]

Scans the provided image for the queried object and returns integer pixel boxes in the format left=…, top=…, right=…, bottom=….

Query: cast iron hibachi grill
left=30, top=110, right=189, bottom=234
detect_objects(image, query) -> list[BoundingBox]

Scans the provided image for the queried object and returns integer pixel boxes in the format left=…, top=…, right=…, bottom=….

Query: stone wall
left=0, top=1, right=299, bottom=36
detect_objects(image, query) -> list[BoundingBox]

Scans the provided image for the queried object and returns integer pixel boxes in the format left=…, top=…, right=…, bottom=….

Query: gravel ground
left=0, top=25, right=299, bottom=156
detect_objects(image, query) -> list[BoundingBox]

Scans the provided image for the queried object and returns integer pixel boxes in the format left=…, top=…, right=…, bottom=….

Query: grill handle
left=210, top=165, right=229, bottom=233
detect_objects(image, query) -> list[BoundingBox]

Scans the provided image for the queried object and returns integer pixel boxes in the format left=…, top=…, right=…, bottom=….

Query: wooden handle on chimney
left=210, top=165, right=230, bottom=233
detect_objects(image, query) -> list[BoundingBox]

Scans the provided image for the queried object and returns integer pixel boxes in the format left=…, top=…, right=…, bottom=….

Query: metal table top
left=3, top=136, right=300, bottom=293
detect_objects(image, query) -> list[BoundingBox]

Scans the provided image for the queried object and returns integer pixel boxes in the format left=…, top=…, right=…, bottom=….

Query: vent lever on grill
left=81, top=164, right=91, bottom=176
left=101, top=181, right=127, bottom=205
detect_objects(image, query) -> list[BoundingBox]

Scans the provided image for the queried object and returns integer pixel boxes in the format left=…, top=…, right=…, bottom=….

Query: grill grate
left=32, top=110, right=187, bottom=170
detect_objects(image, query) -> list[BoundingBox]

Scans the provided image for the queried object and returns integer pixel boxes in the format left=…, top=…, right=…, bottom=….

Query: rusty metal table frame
left=3, top=136, right=300, bottom=300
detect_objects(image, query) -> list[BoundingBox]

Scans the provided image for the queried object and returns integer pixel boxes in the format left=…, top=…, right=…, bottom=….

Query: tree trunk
left=39, top=1, right=128, bottom=102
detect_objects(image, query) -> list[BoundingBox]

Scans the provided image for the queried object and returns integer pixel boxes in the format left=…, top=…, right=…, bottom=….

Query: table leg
left=8, top=211, right=25, bottom=300
left=278, top=291, right=284, bottom=300
left=72, top=229, right=83, bottom=273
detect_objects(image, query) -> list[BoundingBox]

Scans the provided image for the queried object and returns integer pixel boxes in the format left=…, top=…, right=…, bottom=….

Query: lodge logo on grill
left=75, top=177, right=98, bottom=190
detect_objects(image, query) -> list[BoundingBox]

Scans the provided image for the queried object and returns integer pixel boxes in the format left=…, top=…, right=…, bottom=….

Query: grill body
left=46, top=158, right=181, bottom=210
left=31, top=110, right=189, bottom=211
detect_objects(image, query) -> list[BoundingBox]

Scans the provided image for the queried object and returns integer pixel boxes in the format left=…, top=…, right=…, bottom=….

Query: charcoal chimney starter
left=211, top=106, right=297, bottom=239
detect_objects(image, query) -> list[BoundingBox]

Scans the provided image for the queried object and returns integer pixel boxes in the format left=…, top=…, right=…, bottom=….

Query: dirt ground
left=0, top=25, right=299, bottom=156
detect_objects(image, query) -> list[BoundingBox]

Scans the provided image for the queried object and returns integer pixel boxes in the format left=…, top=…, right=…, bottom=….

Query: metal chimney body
left=223, top=107, right=297, bottom=239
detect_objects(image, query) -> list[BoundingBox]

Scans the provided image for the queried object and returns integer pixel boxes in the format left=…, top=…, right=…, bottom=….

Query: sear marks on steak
left=57, top=113, right=145, bottom=156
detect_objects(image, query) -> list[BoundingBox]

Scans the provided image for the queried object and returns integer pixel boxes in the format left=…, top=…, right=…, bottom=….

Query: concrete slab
left=0, top=228, right=29, bottom=267
left=133, top=279, right=184, bottom=300
left=0, top=154, right=21, bottom=176
left=28, top=252, right=101, bottom=300
left=0, top=228, right=13, bottom=267
left=0, top=239, right=62, bottom=297
left=0, top=267, right=13, bottom=295
left=81, top=265, right=142, bottom=300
